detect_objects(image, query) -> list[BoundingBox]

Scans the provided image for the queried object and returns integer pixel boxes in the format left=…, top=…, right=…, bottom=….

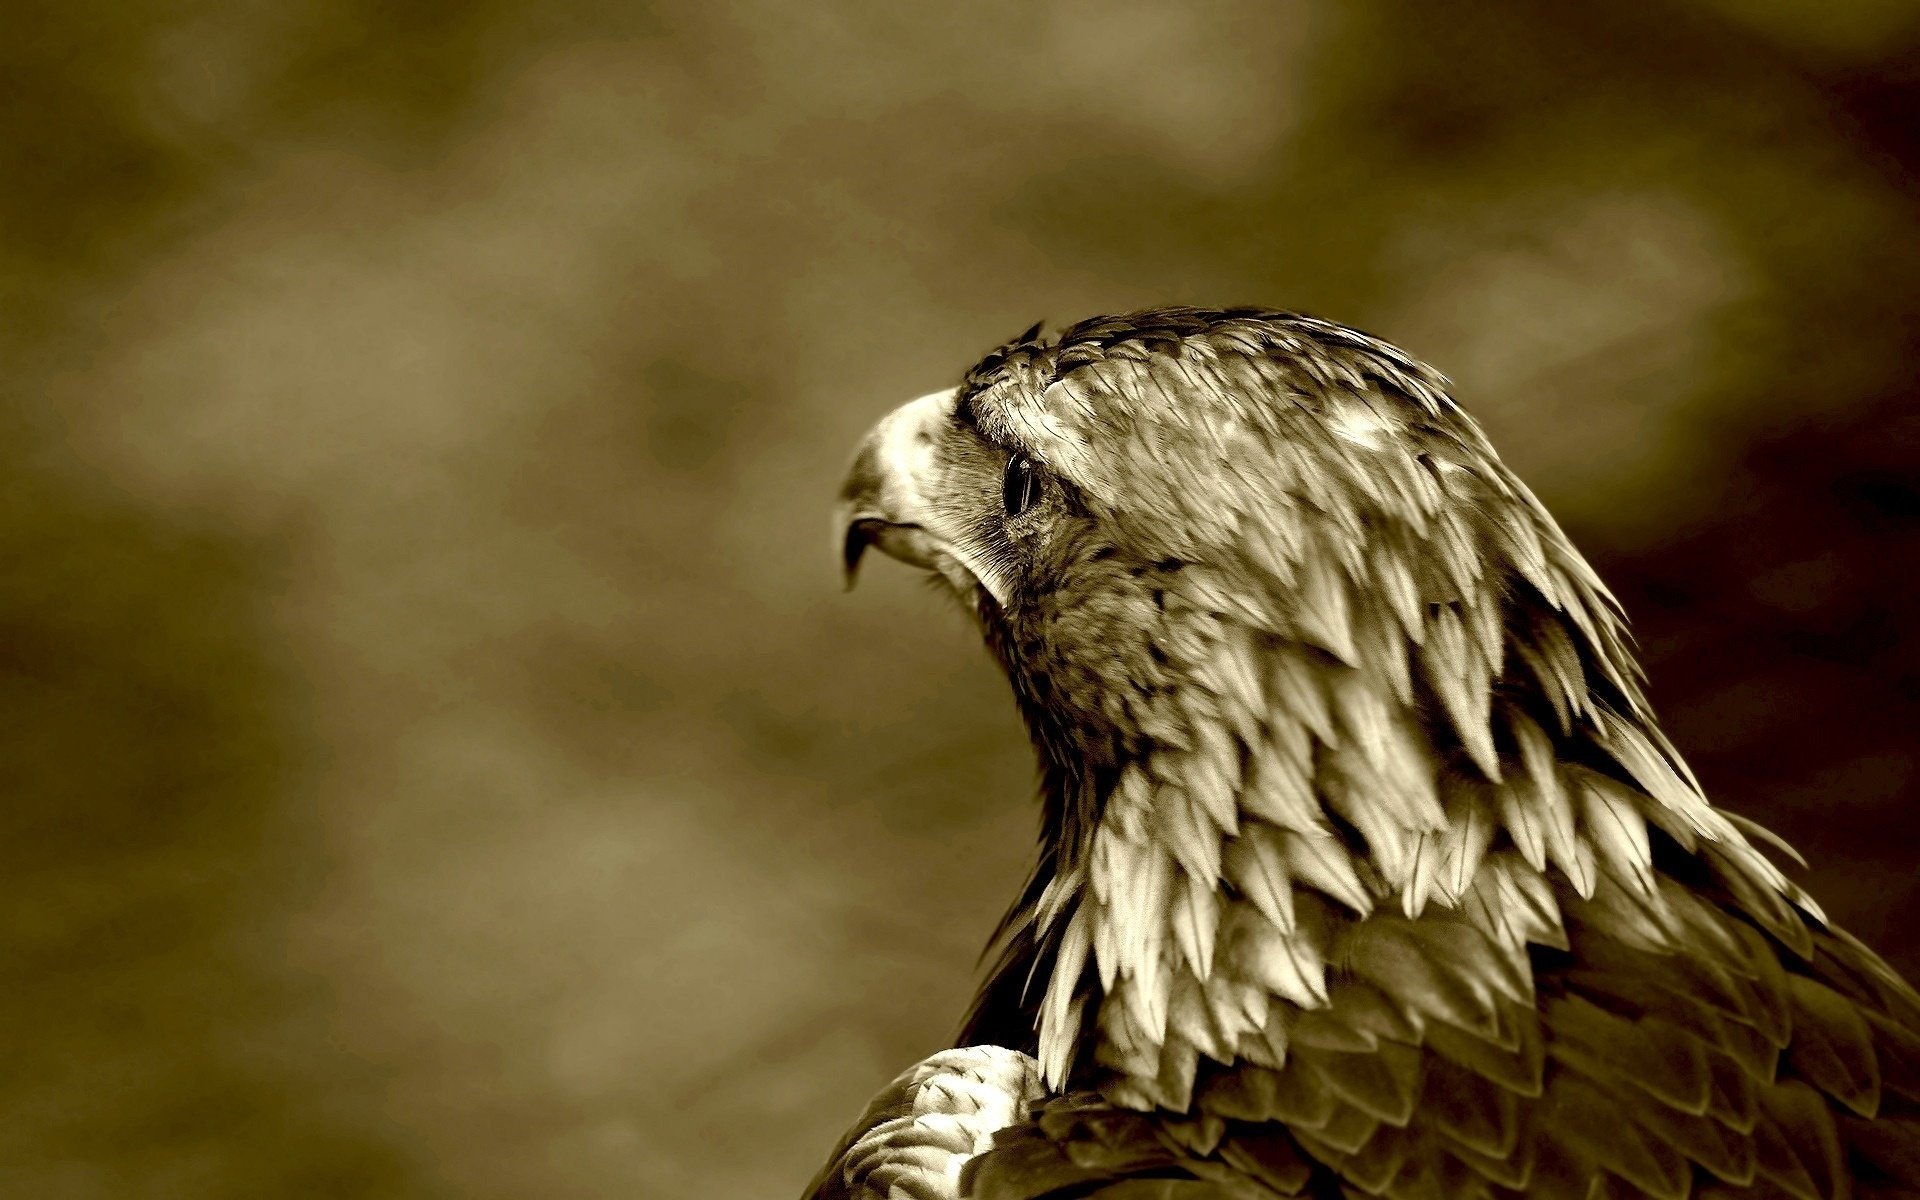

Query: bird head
left=840, top=308, right=1627, bottom=778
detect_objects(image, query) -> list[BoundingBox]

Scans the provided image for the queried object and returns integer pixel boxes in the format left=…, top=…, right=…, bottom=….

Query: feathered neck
left=962, top=489, right=1817, bottom=1114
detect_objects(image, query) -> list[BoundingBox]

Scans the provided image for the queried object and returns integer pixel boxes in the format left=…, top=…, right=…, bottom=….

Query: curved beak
left=836, top=388, right=960, bottom=590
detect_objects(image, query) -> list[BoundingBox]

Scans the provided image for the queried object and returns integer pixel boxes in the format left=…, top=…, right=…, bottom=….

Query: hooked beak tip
left=841, top=521, right=869, bottom=590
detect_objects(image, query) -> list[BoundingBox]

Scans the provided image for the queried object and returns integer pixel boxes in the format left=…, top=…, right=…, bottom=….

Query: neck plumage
left=962, top=521, right=1816, bottom=1113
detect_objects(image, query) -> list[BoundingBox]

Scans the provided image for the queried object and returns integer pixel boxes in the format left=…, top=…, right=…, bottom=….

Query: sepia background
left=3, top=2, right=1918, bottom=1196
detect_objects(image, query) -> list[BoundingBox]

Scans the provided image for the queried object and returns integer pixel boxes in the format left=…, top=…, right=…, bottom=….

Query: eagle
left=808, top=307, right=1920, bottom=1200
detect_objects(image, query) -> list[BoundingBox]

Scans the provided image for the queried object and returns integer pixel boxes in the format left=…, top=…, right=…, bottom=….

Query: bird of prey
left=813, top=306, right=1920, bottom=1200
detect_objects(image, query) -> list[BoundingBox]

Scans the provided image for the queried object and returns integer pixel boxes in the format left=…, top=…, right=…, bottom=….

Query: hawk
left=811, top=307, right=1920, bottom=1200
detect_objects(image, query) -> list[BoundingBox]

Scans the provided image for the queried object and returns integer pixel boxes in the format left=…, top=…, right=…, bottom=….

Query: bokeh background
left=3, top=1, right=1918, bottom=1195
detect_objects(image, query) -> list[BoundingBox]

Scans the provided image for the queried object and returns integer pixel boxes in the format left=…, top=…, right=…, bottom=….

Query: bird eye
left=1002, top=453, right=1041, bottom=519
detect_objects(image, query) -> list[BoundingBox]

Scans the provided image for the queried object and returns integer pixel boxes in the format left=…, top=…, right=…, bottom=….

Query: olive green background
left=3, top=2, right=1917, bottom=1196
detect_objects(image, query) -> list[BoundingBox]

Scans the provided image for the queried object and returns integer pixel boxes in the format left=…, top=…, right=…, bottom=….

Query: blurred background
left=2, top=1, right=1917, bottom=1195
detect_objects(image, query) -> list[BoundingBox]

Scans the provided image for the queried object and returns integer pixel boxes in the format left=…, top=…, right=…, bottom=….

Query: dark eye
left=1002, top=453, right=1042, bottom=518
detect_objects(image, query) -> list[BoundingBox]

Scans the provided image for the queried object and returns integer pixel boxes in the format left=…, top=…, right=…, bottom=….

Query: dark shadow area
left=0, top=436, right=429, bottom=1198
